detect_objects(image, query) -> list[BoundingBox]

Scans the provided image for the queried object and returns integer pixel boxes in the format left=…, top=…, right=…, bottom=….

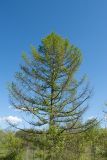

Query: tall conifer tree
left=9, top=33, right=95, bottom=159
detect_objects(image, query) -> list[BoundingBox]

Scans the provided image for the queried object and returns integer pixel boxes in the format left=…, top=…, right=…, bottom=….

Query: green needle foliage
left=8, top=33, right=96, bottom=159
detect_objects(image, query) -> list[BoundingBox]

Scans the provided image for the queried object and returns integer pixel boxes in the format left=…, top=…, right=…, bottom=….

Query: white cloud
left=0, top=116, right=22, bottom=125
left=87, top=116, right=95, bottom=120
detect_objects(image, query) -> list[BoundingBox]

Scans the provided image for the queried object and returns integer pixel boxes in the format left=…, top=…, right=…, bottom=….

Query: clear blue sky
left=0, top=0, right=107, bottom=128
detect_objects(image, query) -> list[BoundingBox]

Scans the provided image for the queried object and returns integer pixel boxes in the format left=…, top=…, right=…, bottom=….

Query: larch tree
left=8, top=33, right=95, bottom=159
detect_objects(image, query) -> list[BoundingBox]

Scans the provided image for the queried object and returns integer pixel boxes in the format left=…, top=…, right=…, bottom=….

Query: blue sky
left=0, top=0, right=107, bottom=128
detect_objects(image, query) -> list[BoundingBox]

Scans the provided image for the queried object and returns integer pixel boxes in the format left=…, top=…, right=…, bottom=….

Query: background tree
left=0, top=131, right=23, bottom=160
left=8, top=33, right=96, bottom=159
